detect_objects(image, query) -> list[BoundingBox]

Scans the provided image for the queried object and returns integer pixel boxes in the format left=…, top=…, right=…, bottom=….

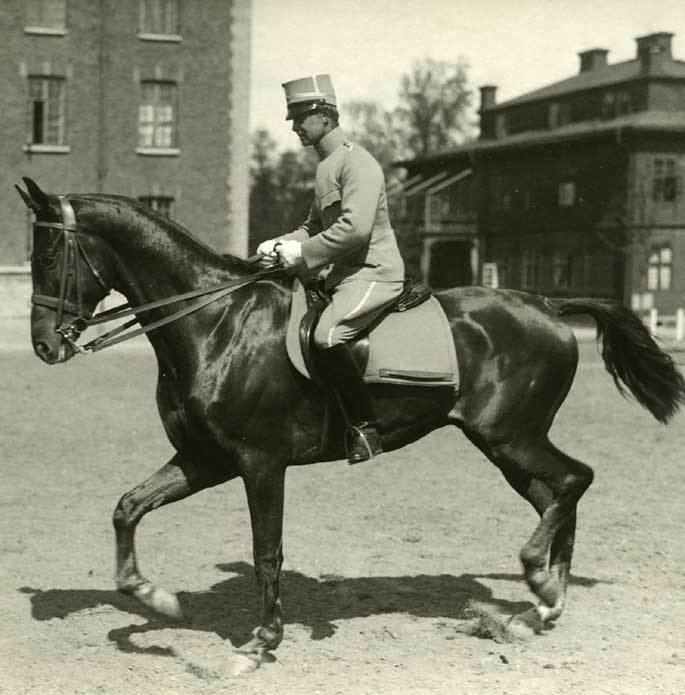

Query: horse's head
left=16, top=178, right=113, bottom=363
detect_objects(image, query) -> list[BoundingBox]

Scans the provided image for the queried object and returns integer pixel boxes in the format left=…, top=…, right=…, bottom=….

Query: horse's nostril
left=34, top=340, right=51, bottom=358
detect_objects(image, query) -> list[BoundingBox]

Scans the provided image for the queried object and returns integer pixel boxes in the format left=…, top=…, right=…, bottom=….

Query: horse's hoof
left=506, top=607, right=542, bottom=640
left=536, top=600, right=564, bottom=624
left=133, top=583, right=183, bottom=620
left=229, top=651, right=262, bottom=676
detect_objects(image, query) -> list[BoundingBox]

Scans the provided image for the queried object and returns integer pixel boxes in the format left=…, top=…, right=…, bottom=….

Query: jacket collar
left=315, top=127, right=347, bottom=160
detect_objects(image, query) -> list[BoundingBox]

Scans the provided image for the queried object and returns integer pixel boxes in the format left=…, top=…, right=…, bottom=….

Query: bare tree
left=395, top=57, right=474, bottom=156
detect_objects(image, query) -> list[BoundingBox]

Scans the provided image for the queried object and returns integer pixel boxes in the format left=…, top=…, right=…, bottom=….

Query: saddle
left=285, top=278, right=459, bottom=389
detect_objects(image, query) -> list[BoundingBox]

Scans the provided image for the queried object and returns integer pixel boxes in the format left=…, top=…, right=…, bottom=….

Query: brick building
left=0, top=0, right=251, bottom=278
left=396, top=32, right=685, bottom=314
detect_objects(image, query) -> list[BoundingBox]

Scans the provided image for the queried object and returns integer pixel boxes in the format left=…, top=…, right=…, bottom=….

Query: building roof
left=396, top=110, right=685, bottom=167
left=491, top=58, right=685, bottom=110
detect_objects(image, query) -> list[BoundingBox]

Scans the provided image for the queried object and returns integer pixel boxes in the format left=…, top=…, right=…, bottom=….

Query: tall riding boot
left=316, top=344, right=383, bottom=464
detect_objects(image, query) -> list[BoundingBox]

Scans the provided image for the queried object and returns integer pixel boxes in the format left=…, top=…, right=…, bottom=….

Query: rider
left=257, top=74, right=405, bottom=464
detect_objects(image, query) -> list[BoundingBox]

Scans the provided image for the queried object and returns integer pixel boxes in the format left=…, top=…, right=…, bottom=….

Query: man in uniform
left=257, top=74, right=405, bottom=463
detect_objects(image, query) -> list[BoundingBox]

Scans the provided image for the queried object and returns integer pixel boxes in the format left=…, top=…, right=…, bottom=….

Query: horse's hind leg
left=493, top=438, right=593, bottom=621
left=113, top=452, right=233, bottom=618
left=499, top=469, right=578, bottom=622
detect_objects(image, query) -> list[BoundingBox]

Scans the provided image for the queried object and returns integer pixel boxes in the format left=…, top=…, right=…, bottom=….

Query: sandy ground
left=1, top=333, right=684, bottom=694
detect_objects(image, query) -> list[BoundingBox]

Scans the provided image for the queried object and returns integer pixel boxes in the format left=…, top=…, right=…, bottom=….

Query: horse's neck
left=87, top=201, right=259, bottom=366
left=94, top=208, right=241, bottom=302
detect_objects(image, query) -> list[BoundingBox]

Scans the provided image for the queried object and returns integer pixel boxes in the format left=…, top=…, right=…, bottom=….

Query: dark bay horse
left=16, top=178, right=685, bottom=668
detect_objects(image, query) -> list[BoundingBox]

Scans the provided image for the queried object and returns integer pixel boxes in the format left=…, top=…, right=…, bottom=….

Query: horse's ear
left=23, top=177, right=51, bottom=209
left=15, top=184, right=40, bottom=212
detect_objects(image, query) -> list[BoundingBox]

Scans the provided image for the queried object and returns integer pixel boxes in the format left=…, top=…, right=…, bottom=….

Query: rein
left=32, top=197, right=281, bottom=354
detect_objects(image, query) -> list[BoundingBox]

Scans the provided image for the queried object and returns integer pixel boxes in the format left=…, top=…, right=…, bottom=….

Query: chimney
left=479, top=85, right=497, bottom=112
left=578, top=48, right=609, bottom=72
left=636, top=32, right=674, bottom=71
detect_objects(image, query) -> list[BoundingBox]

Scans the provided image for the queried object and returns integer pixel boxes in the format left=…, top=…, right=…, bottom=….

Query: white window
left=558, top=181, right=575, bottom=207
left=27, top=76, right=66, bottom=145
left=138, top=82, right=178, bottom=149
left=25, top=0, right=66, bottom=32
left=140, top=0, right=179, bottom=36
left=647, top=245, right=672, bottom=291
left=481, top=262, right=499, bottom=289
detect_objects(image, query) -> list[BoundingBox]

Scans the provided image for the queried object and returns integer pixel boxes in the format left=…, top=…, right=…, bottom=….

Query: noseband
left=32, top=196, right=109, bottom=350
left=31, top=196, right=284, bottom=354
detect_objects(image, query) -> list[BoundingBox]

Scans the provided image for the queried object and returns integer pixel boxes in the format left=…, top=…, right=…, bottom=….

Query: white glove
left=257, top=238, right=279, bottom=257
left=275, top=240, right=303, bottom=268
left=256, top=238, right=280, bottom=266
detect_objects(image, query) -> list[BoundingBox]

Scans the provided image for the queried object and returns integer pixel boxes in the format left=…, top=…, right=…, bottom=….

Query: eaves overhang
left=394, top=111, right=685, bottom=168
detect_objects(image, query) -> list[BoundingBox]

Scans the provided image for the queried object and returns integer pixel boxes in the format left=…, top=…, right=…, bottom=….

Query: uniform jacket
left=281, top=127, right=405, bottom=289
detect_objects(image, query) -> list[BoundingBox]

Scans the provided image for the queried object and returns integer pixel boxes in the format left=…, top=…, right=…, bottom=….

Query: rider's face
left=291, top=111, right=326, bottom=146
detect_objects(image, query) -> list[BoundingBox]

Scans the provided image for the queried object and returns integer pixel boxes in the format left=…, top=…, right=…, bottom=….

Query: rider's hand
left=256, top=238, right=280, bottom=266
left=275, top=240, right=303, bottom=268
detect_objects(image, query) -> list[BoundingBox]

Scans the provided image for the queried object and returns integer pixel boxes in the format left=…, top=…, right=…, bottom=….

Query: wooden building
left=395, top=32, right=685, bottom=313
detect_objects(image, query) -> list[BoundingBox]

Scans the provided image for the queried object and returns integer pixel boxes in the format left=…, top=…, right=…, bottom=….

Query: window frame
left=520, top=248, right=542, bottom=290
left=24, top=0, right=67, bottom=35
left=646, top=245, right=673, bottom=291
left=552, top=250, right=574, bottom=289
left=137, top=80, right=180, bottom=155
left=652, top=158, right=680, bottom=203
left=558, top=181, right=576, bottom=207
left=138, top=0, right=181, bottom=41
left=25, top=75, right=68, bottom=151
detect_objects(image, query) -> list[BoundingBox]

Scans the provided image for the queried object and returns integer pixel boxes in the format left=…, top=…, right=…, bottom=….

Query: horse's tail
left=556, top=298, right=685, bottom=424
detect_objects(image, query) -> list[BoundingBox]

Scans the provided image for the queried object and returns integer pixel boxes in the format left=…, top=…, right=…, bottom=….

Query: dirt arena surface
left=1, top=331, right=684, bottom=694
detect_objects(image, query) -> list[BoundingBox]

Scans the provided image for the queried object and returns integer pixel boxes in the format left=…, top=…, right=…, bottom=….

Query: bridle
left=31, top=196, right=283, bottom=355
left=31, top=196, right=109, bottom=350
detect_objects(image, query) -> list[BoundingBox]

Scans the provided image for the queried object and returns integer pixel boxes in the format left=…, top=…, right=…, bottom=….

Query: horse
left=16, top=177, right=685, bottom=671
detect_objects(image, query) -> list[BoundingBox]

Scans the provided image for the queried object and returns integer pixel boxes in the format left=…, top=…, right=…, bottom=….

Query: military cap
left=282, top=74, right=337, bottom=120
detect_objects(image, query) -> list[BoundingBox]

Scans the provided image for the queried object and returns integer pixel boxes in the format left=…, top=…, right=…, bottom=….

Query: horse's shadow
left=20, top=563, right=607, bottom=656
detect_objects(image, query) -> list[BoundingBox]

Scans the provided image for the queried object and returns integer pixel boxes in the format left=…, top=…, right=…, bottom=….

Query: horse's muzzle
left=31, top=310, right=76, bottom=364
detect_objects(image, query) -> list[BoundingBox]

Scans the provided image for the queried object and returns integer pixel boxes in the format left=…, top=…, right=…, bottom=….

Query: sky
left=249, top=0, right=685, bottom=151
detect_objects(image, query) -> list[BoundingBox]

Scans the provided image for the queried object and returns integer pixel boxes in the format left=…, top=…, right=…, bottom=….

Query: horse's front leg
left=234, top=465, right=286, bottom=665
left=113, top=452, right=232, bottom=618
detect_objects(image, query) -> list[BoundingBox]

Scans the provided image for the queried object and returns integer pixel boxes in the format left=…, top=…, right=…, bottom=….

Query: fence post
left=677, top=308, right=685, bottom=343
left=649, top=307, right=658, bottom=336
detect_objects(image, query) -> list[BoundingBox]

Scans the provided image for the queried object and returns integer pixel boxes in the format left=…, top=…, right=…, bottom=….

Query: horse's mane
left=72, top=193, right=255, bottom=275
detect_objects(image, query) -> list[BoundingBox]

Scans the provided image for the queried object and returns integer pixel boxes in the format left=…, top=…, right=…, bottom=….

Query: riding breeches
left=313, top=279, right=404, bottom=349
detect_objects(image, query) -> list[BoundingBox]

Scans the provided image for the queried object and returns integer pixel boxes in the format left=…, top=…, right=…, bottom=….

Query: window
left=139, top=0, right=179, bottom=36
left=139, top=195, right=174, bottom=217
left=653, top=158, right=680, bottom=202
left=25, top=0, right=66, bottom=32
left=521, top=249, right=541, bottom=289
left=552, top=251, right=573, bottom=289
left=558, top=181, right=575, bottom=207
left=548, top=102, right=559, bottom=129
left=27, top=76, right=66, bottom=146
left=647, top=245, right=672, bottom=291
left=138, top=81, right=178, bottom=150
